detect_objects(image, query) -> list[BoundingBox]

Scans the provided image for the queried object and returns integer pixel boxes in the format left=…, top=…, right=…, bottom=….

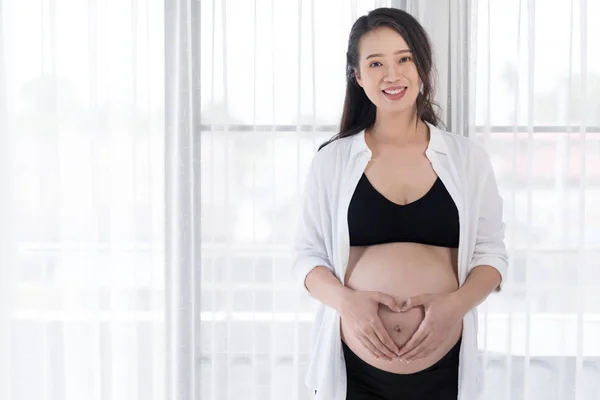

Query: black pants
left=342, top=338, right=461, bottom=400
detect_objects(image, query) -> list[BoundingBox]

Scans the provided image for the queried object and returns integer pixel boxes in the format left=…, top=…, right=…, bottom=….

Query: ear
left=354, top=68, right=363, bottom=87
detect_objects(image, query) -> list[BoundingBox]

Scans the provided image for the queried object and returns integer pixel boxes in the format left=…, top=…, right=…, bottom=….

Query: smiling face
left=354, top=26, right=421, bottom=116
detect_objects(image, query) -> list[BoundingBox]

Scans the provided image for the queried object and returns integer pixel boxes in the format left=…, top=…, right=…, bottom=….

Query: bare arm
left=452, top=265, right=502, bottom=315
left=304, top=266, right=353, bottom=313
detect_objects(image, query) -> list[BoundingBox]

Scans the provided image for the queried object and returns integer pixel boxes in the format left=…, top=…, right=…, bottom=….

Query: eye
left=369, top=61, right=382, bottom=68
left=399, top=56, right=412, bottom=63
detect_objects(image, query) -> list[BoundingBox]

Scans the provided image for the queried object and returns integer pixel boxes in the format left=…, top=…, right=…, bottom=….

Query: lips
left=381, top=86, right=408, bottom=101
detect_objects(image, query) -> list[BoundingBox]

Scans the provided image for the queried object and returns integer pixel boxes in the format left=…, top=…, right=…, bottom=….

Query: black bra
left=347, top=174, right=459, bottom=248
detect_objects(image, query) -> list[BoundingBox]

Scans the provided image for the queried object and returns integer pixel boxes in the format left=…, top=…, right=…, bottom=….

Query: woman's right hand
left=339, top=290, right=402, bottom=361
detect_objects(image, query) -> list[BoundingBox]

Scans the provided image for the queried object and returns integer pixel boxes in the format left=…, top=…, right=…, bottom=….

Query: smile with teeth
left=383, top=87, right=406, bottom=94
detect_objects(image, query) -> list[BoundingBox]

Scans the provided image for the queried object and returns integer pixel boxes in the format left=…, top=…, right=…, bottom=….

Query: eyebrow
left=365, top=49, right=412, bottom=60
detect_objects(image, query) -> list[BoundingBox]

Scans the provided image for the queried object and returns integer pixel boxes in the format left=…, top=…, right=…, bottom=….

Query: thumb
left=375, top=292, right=402, bottom=312
left=400, top=294, right=429, bottom=311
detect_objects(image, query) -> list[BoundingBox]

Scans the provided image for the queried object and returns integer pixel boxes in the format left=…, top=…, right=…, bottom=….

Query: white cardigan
left=292, top=122, right=508, bottom=400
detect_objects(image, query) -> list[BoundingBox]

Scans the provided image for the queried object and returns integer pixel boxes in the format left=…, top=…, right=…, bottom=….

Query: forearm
left=452, top=265, right=502, bottom=315
left=304, top=266, right=353, bottom=313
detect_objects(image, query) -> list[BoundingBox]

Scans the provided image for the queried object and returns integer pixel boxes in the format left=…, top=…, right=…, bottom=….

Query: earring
left=419, top=83, right=424, bottom=94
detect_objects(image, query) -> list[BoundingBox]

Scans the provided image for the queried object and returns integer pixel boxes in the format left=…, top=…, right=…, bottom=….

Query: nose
left=384, top=64, right=400, bottom=82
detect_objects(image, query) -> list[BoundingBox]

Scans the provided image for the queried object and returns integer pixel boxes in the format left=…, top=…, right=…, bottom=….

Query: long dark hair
left=319, top=7, right=441, bottom=150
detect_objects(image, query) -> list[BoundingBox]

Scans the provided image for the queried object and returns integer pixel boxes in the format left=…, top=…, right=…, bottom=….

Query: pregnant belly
left=340, top=242, right=463, bottom=374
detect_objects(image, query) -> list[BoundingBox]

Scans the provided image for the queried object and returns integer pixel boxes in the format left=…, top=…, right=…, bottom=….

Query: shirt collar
left=349, top=120, right=448, bottom=158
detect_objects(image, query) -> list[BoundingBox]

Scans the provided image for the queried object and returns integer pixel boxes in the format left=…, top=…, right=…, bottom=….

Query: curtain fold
left=469, top=1, right=599, bottom=399
left=399, top=0, right=470, bottom=134
left=198, top=1, right=393, bottom=399
left=406, top=2, right=599, bottom=398
left=0, top=1, right=167, bottom=399
left=0, top=2, right=16, bottom=398
left=164, top=0, right=202, bottom=399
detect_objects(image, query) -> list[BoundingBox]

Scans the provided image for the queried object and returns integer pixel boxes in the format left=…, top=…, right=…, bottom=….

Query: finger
left=403, top=335, right=432, bottom=361
left=373, top=319, right=401, bottom=356
left=399, top=335, right=427, bottom=361
left=359, top=336, right=389, bottom=361
left=400, top=294, right=428, bottom=312
left=375, top=292, right=402, bottom=312
left=414, top=344, right=437, bottom=361
left=357, top=336, right=387, bottom=360
left=398, top=323, right=429, bottom=358
left=366, top=328, right=396, bottom=360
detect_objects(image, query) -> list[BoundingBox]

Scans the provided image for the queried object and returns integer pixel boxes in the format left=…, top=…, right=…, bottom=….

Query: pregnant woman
left=292, top=7, right=508, bottom=400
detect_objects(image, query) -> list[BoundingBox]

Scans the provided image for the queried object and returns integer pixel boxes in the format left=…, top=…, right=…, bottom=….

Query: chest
left=333, top=149, right=470, bottom=278
left=363, top=149, right=438, bottom=206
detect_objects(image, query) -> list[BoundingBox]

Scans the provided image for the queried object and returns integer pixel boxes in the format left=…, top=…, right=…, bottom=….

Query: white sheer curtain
left=200, top=0, right=600, bottom=399
left=3, top=0, right=599, bottom=399
left=470, top=1, right=600, bottom=399
left=0, top=1, right=166, bottom=399
left=399, top=0, right=472, bottom=134
left=164, top=0, right=201, bottom=399
left=198, top=1, right=394, bottom=399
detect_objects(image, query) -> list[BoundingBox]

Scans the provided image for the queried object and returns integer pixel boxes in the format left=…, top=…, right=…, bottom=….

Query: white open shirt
left=292, top=122, right=508, bottom=400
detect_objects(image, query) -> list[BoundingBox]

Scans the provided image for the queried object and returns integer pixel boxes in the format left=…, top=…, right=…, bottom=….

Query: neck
left=368, top=108, right=427, bottom=145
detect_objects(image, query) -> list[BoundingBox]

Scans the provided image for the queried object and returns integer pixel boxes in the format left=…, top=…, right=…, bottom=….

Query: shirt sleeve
left=291, top=155, right=333, bottom=295
left=468, top=150, right=508, bottom=292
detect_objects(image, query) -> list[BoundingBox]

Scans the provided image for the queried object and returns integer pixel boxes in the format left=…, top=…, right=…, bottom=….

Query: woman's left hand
left=396, top=292, right=465, bottom=362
